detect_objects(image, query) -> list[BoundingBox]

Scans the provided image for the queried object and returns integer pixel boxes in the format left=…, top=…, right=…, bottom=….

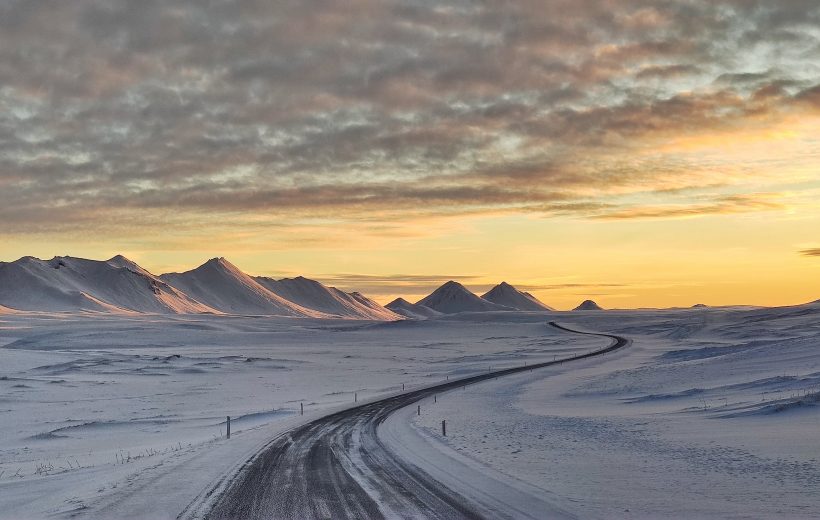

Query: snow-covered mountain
left=0, top=256, right=217, bottom=314
left=255, top=276, right=401, bottom=320
left=106, top=254, right=155, bottom=278
left=481, top=282, right=554, bottom=311
left=574, top=299, right=604, bottom=311
left=160, top=258, right=327, bottom=317
left=348, top=291, right=404, bottom=320
left=416, top=281, right=512, bottom=314
left=386, top=297, right=442, bottom=320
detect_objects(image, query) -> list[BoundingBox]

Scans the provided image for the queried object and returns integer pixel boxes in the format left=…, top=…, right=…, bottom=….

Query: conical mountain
left=386, top=297, right=442, bottom=319
left=573, top=299, right=604, bottom=311
left=254, top=275, right=401, bottom=320
left=0, top=255, right=215, bottom=314
left=416, top=281, right=512, bottom=314
left=481, top=282, right=554, bottom=311
left=160, top=258, right=326, bottom=317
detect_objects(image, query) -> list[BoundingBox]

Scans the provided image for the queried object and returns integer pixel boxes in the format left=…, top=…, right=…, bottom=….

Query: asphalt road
left=204, top=321, right=630, bottom=520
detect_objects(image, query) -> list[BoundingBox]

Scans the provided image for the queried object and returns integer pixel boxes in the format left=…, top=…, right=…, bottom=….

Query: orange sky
left=1, top=2, right=819, bottom=309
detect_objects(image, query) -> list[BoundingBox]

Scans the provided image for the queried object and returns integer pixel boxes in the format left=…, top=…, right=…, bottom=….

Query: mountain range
left=0, top=256, right=401, bottom=320
left=0, top=255, right=603, bottom=318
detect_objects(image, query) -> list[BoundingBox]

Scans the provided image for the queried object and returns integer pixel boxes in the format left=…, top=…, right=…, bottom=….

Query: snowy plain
left=0, top=303, right=818, bottom=519
left=409, top=305, right=820, bottom=518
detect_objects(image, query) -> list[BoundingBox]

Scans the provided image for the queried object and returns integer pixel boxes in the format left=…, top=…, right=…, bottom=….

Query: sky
left=1, top=0, right=819, bottom=309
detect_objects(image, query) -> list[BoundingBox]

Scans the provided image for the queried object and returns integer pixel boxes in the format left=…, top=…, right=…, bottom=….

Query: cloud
left=591, top=193, right=786, bottom=220
left=0, top=1, right=818, bottom=237
left=799, top=248, right=820, bottom=257
left=313, top=273, right=483, bottom=295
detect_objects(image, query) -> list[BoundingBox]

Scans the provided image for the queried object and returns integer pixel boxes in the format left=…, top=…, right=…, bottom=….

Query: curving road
left=203, top=322, right=630, bottom=520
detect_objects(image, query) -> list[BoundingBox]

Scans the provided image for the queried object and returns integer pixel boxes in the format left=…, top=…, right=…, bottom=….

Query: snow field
left=410, top=306, right=820, bottom=518
left=0, top=312, right=591, bottom=519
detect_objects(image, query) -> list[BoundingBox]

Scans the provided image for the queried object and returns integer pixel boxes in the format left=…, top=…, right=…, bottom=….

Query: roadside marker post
left=226, top=416, right=231, bottom=439
left=301, top=402, right=304, bottom=415
left=417, top=405, right=420, bottom=416
left=442, top=420, right=446, bottom=436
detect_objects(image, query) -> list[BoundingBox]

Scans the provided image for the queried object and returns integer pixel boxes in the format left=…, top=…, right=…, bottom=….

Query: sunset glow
left=1, top=1, right=819, bottom=308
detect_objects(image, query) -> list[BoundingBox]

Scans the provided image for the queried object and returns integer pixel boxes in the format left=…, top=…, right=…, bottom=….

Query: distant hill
left=416, top=281, right=512, bottom=314
left=256, top=276, right=401, bottom=320
left=160, top=258, right=325, bottom=317
left=481, top=282, right=554, bottom=311
left=573, top=299, right=604, bottom=311
left=386, top=297, right=442, bottom=320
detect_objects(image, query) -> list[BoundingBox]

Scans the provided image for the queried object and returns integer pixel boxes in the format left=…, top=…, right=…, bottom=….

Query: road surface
left=203, top=322, right=630, bottom=519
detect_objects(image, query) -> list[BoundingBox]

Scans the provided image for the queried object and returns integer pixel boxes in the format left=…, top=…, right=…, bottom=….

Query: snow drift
left=481, top=282, right=553, bottom=311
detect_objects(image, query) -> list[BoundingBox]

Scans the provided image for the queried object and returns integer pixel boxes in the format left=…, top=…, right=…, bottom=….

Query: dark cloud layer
left=1, top=1, right=818, bottom=233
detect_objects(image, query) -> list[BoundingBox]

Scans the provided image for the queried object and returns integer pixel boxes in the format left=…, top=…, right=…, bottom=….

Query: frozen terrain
left=0, top=310, right=596, bottom=519
left=0, top=302, right=818, bottom=518
left=410, top=304, right=820, bottom=518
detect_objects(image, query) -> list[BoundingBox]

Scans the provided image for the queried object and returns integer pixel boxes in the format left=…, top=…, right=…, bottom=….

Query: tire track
left=202, top=322, right=630, bottom=519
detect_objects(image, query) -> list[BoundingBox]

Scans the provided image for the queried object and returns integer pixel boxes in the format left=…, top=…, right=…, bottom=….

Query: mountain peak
left=574, top=299, right=604, bottom=311
left=417, top=280, right=511, bottom=314
left=481, top=282, right=553, bottom=311
left=199, top=257, right=244, bottom=274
